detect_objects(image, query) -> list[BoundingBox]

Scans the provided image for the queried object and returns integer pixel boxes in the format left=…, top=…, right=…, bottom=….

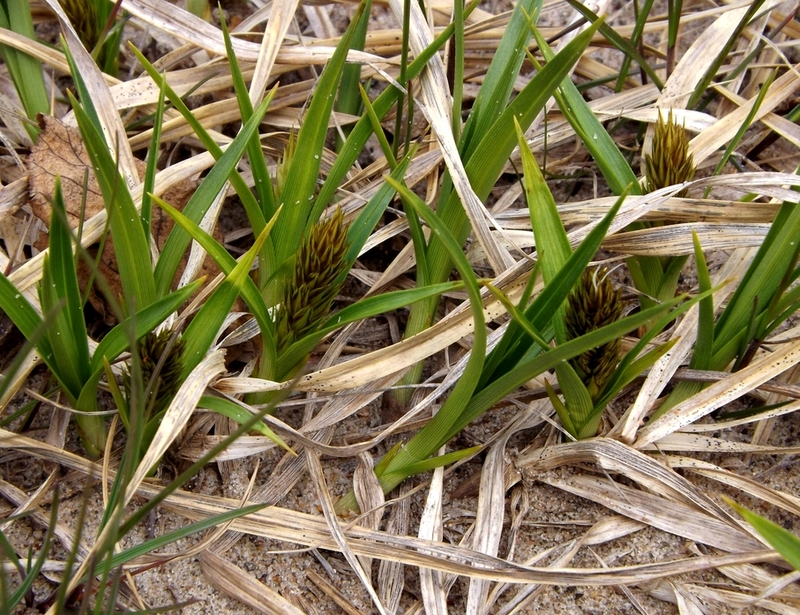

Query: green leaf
left=482, top=188, right=627, bottom=386
left=277, top=281, right=464, bottom=378
left=379, top=446, right=481, bottom=487
left=725, top=498, right=800, bottom=571
left=554, top=361, right=596, bottom=438
left=545, top=379, right=576, bottom=438
left=562, top=0, right=663, bottom=89
left=345, top=152, right=413, bottom=266
left=199, top=395, right=292, bottom=453
left=181, top=212, right=278, bottom=377
left=89, top=280, right=203, bottom=374
left=39, top=179, right=91, bottom=401
left=459, top=0, right=543, bottom=158
left=68, top=91, right=157, bottom=310
left=517, top=118, right=572, bottom=344
left=131, top=47, right=271, bottom=244
left=108, top=503, right=269, bottom=572
left=151, top=195, right=274, bottom=351
left=376, top=176, right=486, bottom=480
left=274, top=1, right=368, bottom=265
left=152, top=95, right=272, bottom=298
left=315, top=1, right=480, bottom=212
left=140, top=73, right=167, bottom=236
left=220, top=15, right=275, bottom=222
left=0, top=0, right=48, bottom=138
left=528, top=25, right=640, bottom=197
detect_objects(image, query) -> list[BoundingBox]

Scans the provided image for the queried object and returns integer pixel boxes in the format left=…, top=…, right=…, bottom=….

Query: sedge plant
left=337, top=123, right=705, bottom=510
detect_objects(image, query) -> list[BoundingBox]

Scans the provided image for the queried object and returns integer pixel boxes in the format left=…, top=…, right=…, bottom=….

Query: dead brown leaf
left=26, top=115, right=209, bottom=324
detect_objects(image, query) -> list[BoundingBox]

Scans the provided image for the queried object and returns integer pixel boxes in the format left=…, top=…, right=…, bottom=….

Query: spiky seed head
left=58, top=0, right=101, bottom=51
left=273, top=131, right=296, bottom=201
left=645, top=109, right=696, bottom=197
left=565, top=267, right=624, bottom=400
left=274, top=208, right=350, bottom=353
left=123, top=328, right=185, bottom=416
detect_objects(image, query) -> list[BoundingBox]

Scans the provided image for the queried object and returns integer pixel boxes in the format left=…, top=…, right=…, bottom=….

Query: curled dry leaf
left=27, top=115, right=213, bottom=324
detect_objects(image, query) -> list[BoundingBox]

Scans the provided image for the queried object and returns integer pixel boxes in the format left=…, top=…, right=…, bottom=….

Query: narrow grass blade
left=152, top=95, right=271, bottom=297
left=562, top=0, right=663, bottom=89
left=89, top=280, right=203, bottom=373
left=131, top=46, right=270, bottom=240
left=315, top=1, right=479, bottom=211
left=0, top=0, right=48, bottom=139
left=140, top=73, right=167, bottom=235
left=345, top=153, right=413, bottom=265
left=180, top=216, right=277, bottom=378
left=38, top=182, right=90, bottom=401
left=274, top=2, right=367, bottom=264
left=726, top=498, right=800, bottom=571
left=377, top=176, right=486, bottom=481
left=277, top=281, right=464, bottom=377
left=151, top=196, right=275, bottom=352
left=686, top=0, right=766, bottom=109
left=336, top=0, right=371, bottom=145
left=459, top=0, right=543, bottom=158
left=69, top=91, right=156, bottom=310
left=517, top=118, right=572, bottom=344
left=220, top=15, right=275, bottom=221
left=529, top=26, right=640, bottom=196
left=199, top=395, right=291, bottom=452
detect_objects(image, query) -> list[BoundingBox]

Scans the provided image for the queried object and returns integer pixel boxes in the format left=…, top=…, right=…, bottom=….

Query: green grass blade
left=517, top=118, right=572, bottom=344
left=0, top=0, right=48, bottom=138
left=459, top=0, right=543, bottom=157
left=152, top=95, right=271, bottom=297
left=109, top=503, right=269, bottom=571
left=274, top=1, right=368, bottom=265
left=89, top=280, right=203, bottom=373
left=459, top=294, right=690, bottom=441
left=0, top=276, right=44, bottom=343
left=713, top=195, right=800, bottom=367
left=68, top=91, right=157, bottom=310
left=726, top=498, right=800, bottom=571
left=483, top=189, right=627, bottom=385
left=314, top=1, right=480, bottom=212
left=377, top=176, right=486, bottom=477
left=554, top=361, right=594, bottom=437
left=180, top=215, right=276, bottom=378
left=277, top=281, right=464, bottom=377
left=6, top=491, right=58, bottom=608
left=529, top=26, right=640, bottom=196
left=220, top=15, right=275, bottom=221
left=151, top=195, right=275, bottom=349
left=344, top=152, right=413, bottom=265
left=140, top=74, right=167, bottom=236
left=336, top=0, right=371, bottom=146
left=199, top=395, right=291, bottom=452
left=131, top=45, right=270, bottom=242
left=615, top=0, right=655, bottom=91
left=562, top=0, right=663, bottom=89
left=708, top=70, right=775, bottom=184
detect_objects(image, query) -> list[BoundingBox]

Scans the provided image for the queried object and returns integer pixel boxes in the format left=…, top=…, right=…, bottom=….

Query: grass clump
left=0, top=0, right=799, bottom=613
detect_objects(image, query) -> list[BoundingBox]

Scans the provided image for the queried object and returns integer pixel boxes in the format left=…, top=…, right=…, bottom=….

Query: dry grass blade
left=125, top=349, right=226, bottom=505
left=635, top=336, right=800, bottom=448
left=418, top=462, right=447, bottom=615
left=306, top=451, right=388, bottom=614
left=1, top=0, right=800, bottom=611
left=200, top=550, right=305, bottom=615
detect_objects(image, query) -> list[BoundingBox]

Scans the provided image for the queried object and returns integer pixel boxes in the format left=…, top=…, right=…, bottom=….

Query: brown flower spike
left=645, top=109, right=696, bottom=197
left=274, top=208, right=350, bottom=353
left=565, top=267, right=624, bottom=401
left=123, top=328, right=185, bottom=416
